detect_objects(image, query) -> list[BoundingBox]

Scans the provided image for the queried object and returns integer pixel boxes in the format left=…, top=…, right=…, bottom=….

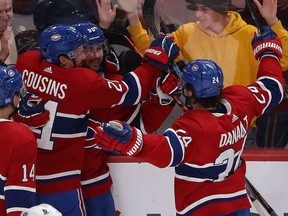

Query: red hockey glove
left=252, top=26, right=282, bottom=61
left=13, top=93, right=50, bottom=128
left=155, top=72, right=179, bottom=105
left=144, top=35, right=179, bottom=71
left=94, top=120, right=143, bottom=156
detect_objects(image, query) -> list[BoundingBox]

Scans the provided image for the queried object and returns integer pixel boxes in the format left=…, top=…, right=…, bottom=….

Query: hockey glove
left=103, top=49, right=120, bottom=73
left=13, top=93, right=50, bottom=128
left=94, top=120, right=143, bottom=156
left=144, top=35, right=180, bottom=71
left=155, top=72, right=179, bottom=105
left=252, top=26, right=282, bottom=61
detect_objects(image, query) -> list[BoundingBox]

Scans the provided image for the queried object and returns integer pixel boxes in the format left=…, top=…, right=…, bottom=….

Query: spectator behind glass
left=0, top=65, right=37, bottom=215
left=0, top=0, right=17, bottom=66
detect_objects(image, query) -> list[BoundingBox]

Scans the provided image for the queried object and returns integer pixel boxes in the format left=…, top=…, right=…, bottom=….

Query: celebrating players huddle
left=0, top=3, right=287, bottom=216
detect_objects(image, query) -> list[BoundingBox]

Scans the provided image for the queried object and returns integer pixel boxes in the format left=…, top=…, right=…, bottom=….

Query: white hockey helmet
left=21, top=204, right=62, bottom=216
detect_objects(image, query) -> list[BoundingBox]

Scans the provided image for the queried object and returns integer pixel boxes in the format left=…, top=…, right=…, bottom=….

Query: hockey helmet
left=33, top=0, right=97, bottom=32
left=73, top=21, right=106, bottom=47
left=39, top=24, right=85, bottom=65
left=21, top=204, right=62, bottom=216
left=181, top=59, right=223, bottom=98
left=0, top=66, right=25, bottom=107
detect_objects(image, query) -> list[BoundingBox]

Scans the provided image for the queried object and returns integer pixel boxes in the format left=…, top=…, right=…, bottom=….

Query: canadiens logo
left=7, top=69, right=15, bottom=77
left=191, top=64, right=199, bottom=71
left=51, top=34, right=61, bottom=41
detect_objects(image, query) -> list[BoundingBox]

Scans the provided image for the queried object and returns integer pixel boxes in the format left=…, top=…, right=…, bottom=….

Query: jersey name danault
left=219, top=116, right=249, bottom=148
left=22, top=69, right=67, bottom=99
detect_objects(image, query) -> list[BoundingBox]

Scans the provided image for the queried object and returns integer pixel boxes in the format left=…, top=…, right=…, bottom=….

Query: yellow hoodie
left=128, top=11, right=288, bottom=87
left=128, top=11, right=288, bottom=128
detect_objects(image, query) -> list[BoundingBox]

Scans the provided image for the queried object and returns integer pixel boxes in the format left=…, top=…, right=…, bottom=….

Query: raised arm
left=254, top=0, right=288, bottom=70
left=96, top=0, right=118, bottom=29
left=118, top=0, right=152, bottom=54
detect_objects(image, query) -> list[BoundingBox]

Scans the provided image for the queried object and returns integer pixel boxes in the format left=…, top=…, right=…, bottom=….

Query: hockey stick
left=143, top=0, right=189, bottom=112
left=246, top=178, right=279, bottom=216
left=245, top=0, right=264, bottom=34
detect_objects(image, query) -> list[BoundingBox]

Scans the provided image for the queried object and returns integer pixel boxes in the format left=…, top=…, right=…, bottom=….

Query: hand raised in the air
left=94, top=120, right=143, bottom=156
left=96, top=0, right=118, bottom=29
left=253, top=0, right=278, bottom=26
left=144, top=35, right=179, bottom=71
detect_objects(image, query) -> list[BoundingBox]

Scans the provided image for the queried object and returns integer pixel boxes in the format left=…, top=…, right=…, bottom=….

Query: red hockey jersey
left=137, top=57, right=284, bottom=215
left=15, top=50, right=162, bottom=194
left=82, top=72, right=175, bottom=199
left=0, top=119, right=37, bottom=216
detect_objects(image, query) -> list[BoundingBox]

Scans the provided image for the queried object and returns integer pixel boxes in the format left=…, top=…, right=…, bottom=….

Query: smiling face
left=0, top=0, right=13, bottom=34
left=83, top=44, right=104, bottom=72
left=194, top=3, right=229, bottom=35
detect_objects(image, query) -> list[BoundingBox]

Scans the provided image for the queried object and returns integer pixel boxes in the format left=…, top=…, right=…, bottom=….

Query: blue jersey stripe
left=52, top=114, right=89, bottom=134
left=122, top=73, right=140, bottom=105
left=5, top=189, right=36, bottom=209
left=164, top=129, right=185, bottom=167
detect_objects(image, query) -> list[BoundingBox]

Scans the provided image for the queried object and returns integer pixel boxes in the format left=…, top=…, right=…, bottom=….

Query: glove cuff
left=13, top=110, right=50, bottom=128
left=126, top=127, right=143, bottom=156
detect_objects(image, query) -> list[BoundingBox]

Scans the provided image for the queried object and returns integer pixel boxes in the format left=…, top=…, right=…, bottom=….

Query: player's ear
left=59, top=55, right=69, bottom=68
left=13, top=94, right=21, bottom=108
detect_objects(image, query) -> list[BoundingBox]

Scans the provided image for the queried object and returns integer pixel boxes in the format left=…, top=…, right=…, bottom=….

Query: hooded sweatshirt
left=128, top=11, right=288, bottom=87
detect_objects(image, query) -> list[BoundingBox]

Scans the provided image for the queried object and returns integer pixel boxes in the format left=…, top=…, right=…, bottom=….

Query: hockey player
left=93, top=26, right=284, bottom=215
left=14, top=24, right=179, bottom=216
left=0, top=65, right=37, bottom=215
left=74, top=21, right=178, bottom=216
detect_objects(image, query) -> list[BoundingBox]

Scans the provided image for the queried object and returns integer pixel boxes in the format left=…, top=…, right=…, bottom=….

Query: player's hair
left=182, top=59, right=223, bottom=108
left=0, top=66, right=25, bottom=107
left=184, top=83, right=222, bottom=108
left=39, top=24, right=85, bottom=65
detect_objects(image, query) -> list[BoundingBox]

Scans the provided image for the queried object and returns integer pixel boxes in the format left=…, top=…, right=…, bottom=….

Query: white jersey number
left=37, top=100, right=58, bottom=150
left=214, top=148, right=235, bottom=182
left=22, top=164, right=35, bottom=182
left=248, top=86, right=266, bottom=104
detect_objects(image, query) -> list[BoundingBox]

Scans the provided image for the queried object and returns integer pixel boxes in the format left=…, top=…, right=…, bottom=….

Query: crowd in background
left=0, top=0, right=288, bottom=215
